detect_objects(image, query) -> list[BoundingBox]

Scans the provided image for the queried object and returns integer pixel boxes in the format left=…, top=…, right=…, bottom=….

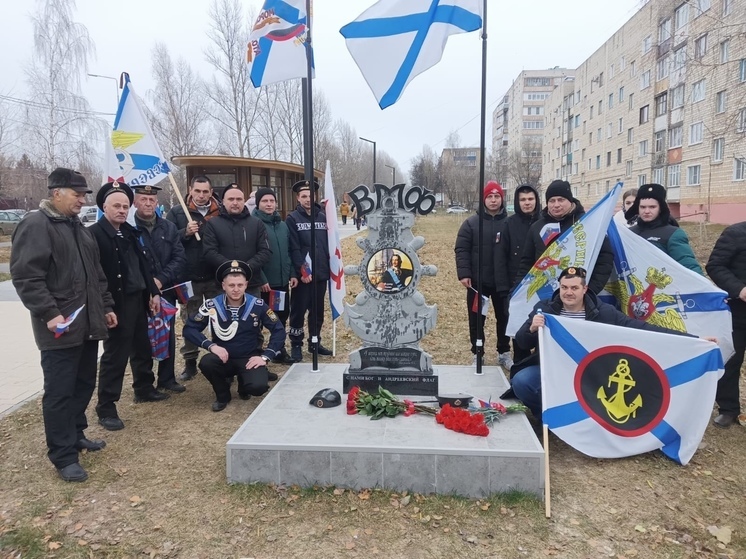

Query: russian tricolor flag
left=268, top=290, right=287, bottom=311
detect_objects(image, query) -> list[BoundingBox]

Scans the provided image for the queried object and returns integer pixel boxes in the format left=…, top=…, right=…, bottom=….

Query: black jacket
left=89, top=219, right=160, bottom=312
left=202, top=206, right=271, bottom=289
left=495, top=185, right=541, bottom=292
left=10, top=200, right=114, bottom=350
left=286, top=203, right=330, bottom=282
left=513, top=290, right=692, bottom=373
left=706, top=221, right=746, bottom=328
left=134, top=214, right=187, bottom=294
left=166, top=197, right=221, bottom=282
left=516, top=201, right=614, bottom=294
left=454, top=208, right=507, bottom=289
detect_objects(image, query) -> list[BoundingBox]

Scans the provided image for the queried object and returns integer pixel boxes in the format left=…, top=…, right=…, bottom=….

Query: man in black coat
left=166, top=175, right=222, bottom=381
left=706, top=221, right=746, bottom=428
left=132, top=185, right=187, bottom=393
left=286, top=179, right=331, bottom=361
left=454, top=181, right=510, bottom=367
left=90, top=182, right=166, bottom=432
left=10, top=168, right=117, bottom=482
left=202, top=183, right=272, bottom=298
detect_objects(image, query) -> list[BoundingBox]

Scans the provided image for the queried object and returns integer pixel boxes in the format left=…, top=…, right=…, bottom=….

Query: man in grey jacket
left=10, top=168, right=117, bottom=482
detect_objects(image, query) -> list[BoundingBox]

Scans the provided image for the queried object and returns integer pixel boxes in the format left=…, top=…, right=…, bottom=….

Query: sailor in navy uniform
left=183, top=260, right=286, bottom=411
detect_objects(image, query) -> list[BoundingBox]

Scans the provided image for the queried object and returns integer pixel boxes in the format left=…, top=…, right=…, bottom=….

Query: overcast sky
left=0, top=0, right=645, bottom=173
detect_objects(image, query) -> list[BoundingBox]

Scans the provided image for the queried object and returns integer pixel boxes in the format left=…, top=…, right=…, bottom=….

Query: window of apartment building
left=582, top=148, right=586, bottom=161
left=588, top=158, right=592, bottom=170
left=607, top=151, right=612, bottom=166
left=522, top=121, right=544, bottom=129
left=654, top=130, right=666, bottom=152
left=668, top=164, right=681, bottom=186
left=692, top=79, right=706, bottom=102
left=659, top=18, right=672, bottom=43
left=738, top=108, right=746, bottom=132
left=610, top=64, right=615, bottom=79
left=630, top=60, right=637, bottom=77
left=607, top=123, right=613, bottom=138
left=723, top=0, right=732, bottom=17
left=687, top=165, right=701, bottom=185
left=735, top=158, right=746, bottom=181
left=643, top=35, right=652, bottom=54
left=694, top=34, right=708, bottom=60
left=628, top=92, right=634, bottom=110
left=583, top=121, right=587, bottom=133
left=739, top=59, right=746, bottom=82
left=599, top=100, right=603, bottom=114
left=608, top=93, right=614, bottom=109
left=657, top=57, right=669, bottom=81
left=638, top=174, right=647, bottom=187
left=655, top=93, right=668, bottom=116
left=619, top=86, right=625, bottom=103
left=626, top=160, right=633, bottom=177
left=621, top=56, right=626, bottom=70
left=713, top=138, right=725, bottom=162
left=640, top=70, right=651, bottom=89
left=590, top=105, right=594, bottom=119
left=617, top=148, right=623, bottom=164
left=596, top=155, right=601, bottom=169
left=653, top=167, right=665, bottom=185
left=672, top=84, right=685, bottom=108
left=695, top=0, right=711, bottom=15
left=589, top=131, right=593, bottom=144
left=672, top=46, right=686, bottom=72
left=669, top=124, right=683, bottom=147
left=618, top=117, right=624, bottom=133
left=675, top=3, right=689, bottom=31
left=640, top=105, right=649, bottom=124
left=639, top=140, right=649, bottom=156
left=557, top=148, right=561, bottom=158
left=720, top=40, right=730, bottom=63
left=597, top=128, right=602, bottom=143
left=716, top=90, right=727, bottom=113
left=627, top=128, right=634, bottom=144
left=689, top=121, right=704, bottom=144
left=525, top=77, right=550, bottom=87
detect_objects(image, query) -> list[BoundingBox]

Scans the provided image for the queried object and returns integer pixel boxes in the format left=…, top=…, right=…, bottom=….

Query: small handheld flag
left=162, top=281, right=194, bottom=305
left=470, top=289, right=489, bottom=316
left=301, top=253, right=313, bottom=279
left=268, top=290, right=287, bottom=312
left=147, top=299, right=178, bottom=361
left=54, top=305, right=85, bottom=338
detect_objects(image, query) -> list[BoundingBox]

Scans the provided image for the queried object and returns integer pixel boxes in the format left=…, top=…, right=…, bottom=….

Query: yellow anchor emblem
left=596, top=359, right=643, bottom=424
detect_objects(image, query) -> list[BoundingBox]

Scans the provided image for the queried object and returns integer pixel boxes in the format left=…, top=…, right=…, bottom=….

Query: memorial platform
left=227, top=364, right=545, bottom=498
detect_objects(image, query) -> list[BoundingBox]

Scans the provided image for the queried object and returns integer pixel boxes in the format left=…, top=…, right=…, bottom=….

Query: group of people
left=455, top=179, right=745, bottom=429
left=10, top=169, right=336, bottom=482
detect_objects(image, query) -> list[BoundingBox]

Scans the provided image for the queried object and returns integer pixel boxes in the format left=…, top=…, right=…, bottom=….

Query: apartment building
left=542, top=0, right=746, bottom=223
left=492, top=68, right=573, bottom=206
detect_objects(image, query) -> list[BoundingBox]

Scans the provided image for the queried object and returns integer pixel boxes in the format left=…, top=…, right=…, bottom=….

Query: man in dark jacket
left=706, top=221, right=746, bottom=427
left=253, top=187, right=297, bottom=363
left=202, top=183, right=272, bottom=298
left=90, top=182, right=166, bottom=432
left=625, top=183, right=703, bottom=274
left=454, top=181, right=510, bottom=367
left=495, top=184, right=541, bottom=364
left=510, top=267, right=700, bottom=419
left=516, top=179, right=614, bottom=295
left=11, top=168, right=117, bottom=482
left=286, top=179, right=331, bottom=361
left=166, top=175, right=222, bottom=381
left=133, top=185, right=187, bottom=392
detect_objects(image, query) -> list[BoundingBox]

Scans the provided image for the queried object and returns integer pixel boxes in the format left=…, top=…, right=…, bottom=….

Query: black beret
left=96, top=181, right=134, bottom=210
left=48, top=167, right=91, bottom=194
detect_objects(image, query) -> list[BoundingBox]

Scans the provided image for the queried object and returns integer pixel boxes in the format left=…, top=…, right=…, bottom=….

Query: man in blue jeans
left=510, top=267, right=699, bottom=420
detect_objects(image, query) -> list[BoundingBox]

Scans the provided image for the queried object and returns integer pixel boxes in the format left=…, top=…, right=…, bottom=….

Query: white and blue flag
left=340, top=0, right=483, bottom=109
left=247, top=0, right=311, bottom=88
left=506, top=182, right=623, bottom=336
left=110, top=74, right=170, bottom=187
left=323, top=160, right=346, bottom=321
left=539, top=314, right=723, bottom=465
left=604, top=219, right=734, bottom=363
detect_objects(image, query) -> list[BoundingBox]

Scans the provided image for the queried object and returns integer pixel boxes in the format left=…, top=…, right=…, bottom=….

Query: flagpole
left=475, top=0, right=488, bottom=376
left=537, top=314, right=551, bottom=518
left=167, top=172, right=200, bottom=241
left=303, top=0, right=319, bottom=372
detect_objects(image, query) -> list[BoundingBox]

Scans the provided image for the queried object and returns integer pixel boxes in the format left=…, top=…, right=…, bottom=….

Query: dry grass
left=1, top=215, right=744, bottom=559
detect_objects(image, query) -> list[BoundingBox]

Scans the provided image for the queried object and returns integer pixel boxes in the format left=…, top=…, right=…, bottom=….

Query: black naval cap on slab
left=309, top=388, right=341, bottom=408
left=132, top=184, right=162, bottom=195
left=96, top=181, right=134, bottom=210
left=48, top=167, right=92, bottom=194
left=216, top=259, right=251, bottom=282
left=292, top=179, right=320, bottom=194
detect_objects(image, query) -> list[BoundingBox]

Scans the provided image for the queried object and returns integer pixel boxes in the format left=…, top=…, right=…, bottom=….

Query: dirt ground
left=1, top=216, right=744, bottom=559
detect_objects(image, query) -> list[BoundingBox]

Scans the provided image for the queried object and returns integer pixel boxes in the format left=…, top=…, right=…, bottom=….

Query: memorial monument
left=342, top=183, right=439, bottom=395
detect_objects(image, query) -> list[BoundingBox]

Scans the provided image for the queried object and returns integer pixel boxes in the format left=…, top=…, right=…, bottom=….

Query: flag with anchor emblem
left=539, top=314, right=724, bottom=465
left=323, top=160, right=345, bottom=320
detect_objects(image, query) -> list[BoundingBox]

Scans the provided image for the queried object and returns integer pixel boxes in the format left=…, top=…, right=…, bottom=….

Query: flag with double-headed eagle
left=340, top=0, right=483, bottom=109
left=109, top=73, right=170, bottom=187
left=506, top=182, right=623, bottom=336
left=539, top=314, right=724, bottom=465
left=323, top=160, right=345, bottom=320
left=604, top=218, right=734, bottom=363
left=247, top=0, right=312, bottom=88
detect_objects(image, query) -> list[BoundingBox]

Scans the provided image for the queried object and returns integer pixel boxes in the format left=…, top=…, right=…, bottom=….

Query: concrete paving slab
left=0, top=301, right=43, bottom=418
left=227, top=363, right=544, bottom=497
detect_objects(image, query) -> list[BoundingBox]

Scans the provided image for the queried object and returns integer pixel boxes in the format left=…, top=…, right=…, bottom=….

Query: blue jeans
left=511, top=365, right=542, bottom=420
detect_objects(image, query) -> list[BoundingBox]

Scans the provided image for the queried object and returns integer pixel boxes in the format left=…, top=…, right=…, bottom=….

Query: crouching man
left=183, top=260, right=286, bottom=411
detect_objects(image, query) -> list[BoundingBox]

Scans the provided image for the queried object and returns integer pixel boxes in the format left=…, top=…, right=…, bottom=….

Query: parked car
left=80, top=206, right=99, bottom=223
left=6, top=209, right=27, bottom=218
left=446, top=205, right=469, bottom=214
left=0, top=210, right=23, bottom=235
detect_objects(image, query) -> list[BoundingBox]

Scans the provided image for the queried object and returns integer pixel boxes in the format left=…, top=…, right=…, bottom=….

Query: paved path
left=0, top=222, right=364, bottom=418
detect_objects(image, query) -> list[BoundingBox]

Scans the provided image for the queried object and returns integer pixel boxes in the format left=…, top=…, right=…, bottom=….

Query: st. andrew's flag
left=324, top=160, right=346, bottom=320
left=604, top=219, right=734, bottom=363
left=506, top=182, right=623, bottom=336
left=340, top=0, right=483, bottom=109
left=539, top=314, right=723, bottom=465
left=111, top=74, right=170, bottom=187
left=247, top=0, right=312, bottom=87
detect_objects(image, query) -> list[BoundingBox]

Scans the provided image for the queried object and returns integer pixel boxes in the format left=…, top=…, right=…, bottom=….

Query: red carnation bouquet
left=435, top=404, right=490, bottom=437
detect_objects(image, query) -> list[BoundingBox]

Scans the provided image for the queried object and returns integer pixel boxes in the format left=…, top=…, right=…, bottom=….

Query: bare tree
left=504, top=137, right=543, bottom=189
